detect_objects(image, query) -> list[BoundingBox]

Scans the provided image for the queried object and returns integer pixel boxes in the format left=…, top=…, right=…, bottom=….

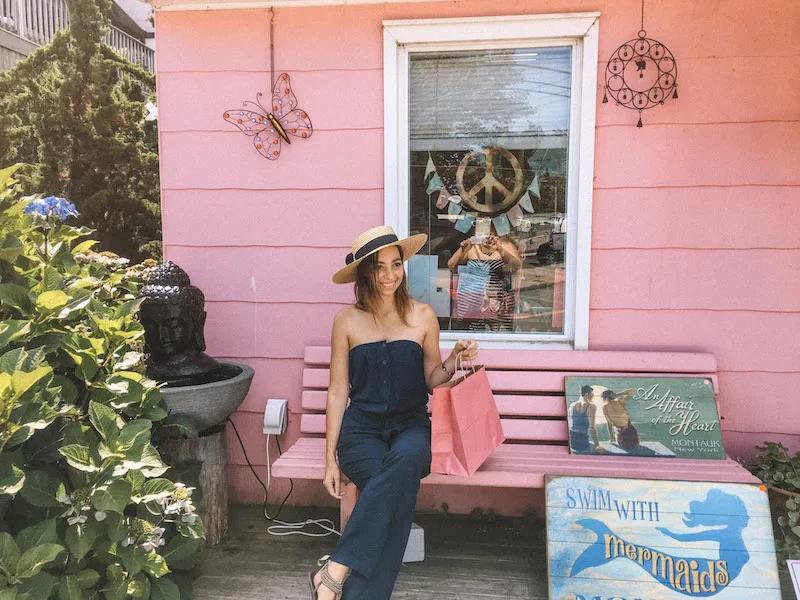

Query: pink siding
left=155, top=0, right=800, bottom=512
left=162, top=189, right=383, bottom=247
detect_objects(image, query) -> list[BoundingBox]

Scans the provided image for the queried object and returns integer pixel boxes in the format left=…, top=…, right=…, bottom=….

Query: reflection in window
left=406, top=47, right=571, bottom=335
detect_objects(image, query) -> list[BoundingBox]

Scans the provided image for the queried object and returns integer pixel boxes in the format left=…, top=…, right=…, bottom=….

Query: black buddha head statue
left=139, top=261, right=220, bottom=384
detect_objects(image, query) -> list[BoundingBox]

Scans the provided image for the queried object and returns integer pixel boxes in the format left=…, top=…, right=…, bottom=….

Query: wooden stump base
left=160, top=425, right=228, bottom=546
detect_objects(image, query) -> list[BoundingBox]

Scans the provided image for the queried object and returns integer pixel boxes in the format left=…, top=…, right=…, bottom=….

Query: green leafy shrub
left=0, top=0, right=161, bottom=262
left=0, top=165, right=202, bottom=600
left=748, top=441, right=800, bottom=562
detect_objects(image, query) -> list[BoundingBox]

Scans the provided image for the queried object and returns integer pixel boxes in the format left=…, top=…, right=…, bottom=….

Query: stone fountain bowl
left=159, top=362, right=255, bottom=432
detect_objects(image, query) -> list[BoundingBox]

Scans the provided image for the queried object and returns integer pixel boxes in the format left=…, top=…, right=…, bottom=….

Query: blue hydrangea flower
left=23, top=197, right=50, bottom=217
left=23, top=196, right=78, bottom=221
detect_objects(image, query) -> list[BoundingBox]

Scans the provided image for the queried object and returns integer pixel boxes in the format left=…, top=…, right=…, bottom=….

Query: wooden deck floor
left=191, top=505, right=549, bottom=600
left=191, top=505, right=798, bottom=599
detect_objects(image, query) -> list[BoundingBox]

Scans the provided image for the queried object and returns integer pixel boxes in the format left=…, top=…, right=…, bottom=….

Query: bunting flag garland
left=424, top=152, right=437, bottom=180
left=475, top=217, right=492, bottom=238
left=492, top=213, right=511, bottom=236
left=455, top=213, right=476, bottom=234
left=435, top=188, right=450, bottom=209
left=518, top=190, right=534, bottom=213
left=529, top=173, right=541, bottom=200
left=507, top=203, right=524, bottom=227
left=426, top=172, right=444, bottom=195
left=447, top=200, right=462, bottom=221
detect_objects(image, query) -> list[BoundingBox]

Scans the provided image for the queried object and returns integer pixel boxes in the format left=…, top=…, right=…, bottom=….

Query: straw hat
left=332, top=226, right=427, bottom=284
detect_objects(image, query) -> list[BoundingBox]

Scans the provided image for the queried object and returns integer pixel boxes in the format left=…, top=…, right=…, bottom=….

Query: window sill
left=439, top=332, right=575, bottom=351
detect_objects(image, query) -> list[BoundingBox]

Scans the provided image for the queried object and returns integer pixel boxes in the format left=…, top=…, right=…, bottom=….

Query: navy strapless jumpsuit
left=330, top=339, right=432, bottom=600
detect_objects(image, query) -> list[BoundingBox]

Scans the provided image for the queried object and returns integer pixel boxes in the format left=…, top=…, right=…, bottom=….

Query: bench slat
left=502, top=419, right=568, bottom=442
left=302, top=391, right=567, bottom=418
left=301, top=413, right=570, bottom=443
left=272, top=438, right=759, bottom=486
left=496, top=395, right=566, bottom=417
left=303, top=368, right=718, bottom=394
left=304, top=347, right=717, bottom=373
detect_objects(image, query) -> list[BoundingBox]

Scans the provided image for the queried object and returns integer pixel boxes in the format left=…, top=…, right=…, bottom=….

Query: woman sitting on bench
left=309, top=225, right=478, bottom=600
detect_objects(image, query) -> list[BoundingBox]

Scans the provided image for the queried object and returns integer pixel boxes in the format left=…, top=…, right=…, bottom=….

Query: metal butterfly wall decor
left=223, top=72, right=313, bottom=160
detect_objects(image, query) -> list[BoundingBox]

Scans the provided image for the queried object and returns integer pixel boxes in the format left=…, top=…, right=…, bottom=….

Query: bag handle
left=454, top=351, right=476, bottom=375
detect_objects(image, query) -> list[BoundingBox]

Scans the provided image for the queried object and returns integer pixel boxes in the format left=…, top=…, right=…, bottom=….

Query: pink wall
left=154, top=0, right=800, bottom=513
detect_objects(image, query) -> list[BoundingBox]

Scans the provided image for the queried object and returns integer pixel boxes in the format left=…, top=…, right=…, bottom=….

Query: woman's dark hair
left=354, top=246, right=412, bottom=325
left=580, top=385, right=593, bottom=397
left=601, top=390, right=616, bottom=400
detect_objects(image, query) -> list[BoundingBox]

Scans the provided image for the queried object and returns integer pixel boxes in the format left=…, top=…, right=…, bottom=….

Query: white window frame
left=383, top=13, right=598, bottom=350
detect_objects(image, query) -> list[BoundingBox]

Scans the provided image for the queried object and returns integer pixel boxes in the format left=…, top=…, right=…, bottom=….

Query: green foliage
left=748, top=441, right=800, bottom=562
left=0, top=166, right=201, bottom=599
left=0, top=0, right=161, bottom=262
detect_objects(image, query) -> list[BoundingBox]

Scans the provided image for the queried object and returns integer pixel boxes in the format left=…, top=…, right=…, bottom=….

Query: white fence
left=106, top=23, right=154, bottom=72
left=0, top=0, right=153, bottom=72
left=1, top=0, right=68, bottom=45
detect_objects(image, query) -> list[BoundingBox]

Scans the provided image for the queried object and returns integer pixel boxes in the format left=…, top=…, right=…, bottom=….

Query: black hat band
left=345, top=233, right=399, bottom=265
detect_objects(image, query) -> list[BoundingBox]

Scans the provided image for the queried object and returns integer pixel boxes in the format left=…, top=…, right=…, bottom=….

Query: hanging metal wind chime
left=602, top=0, right=678, bottom=127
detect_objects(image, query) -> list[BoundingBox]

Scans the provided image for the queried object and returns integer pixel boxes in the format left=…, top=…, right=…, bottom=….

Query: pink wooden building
left=149, top=0, right=800, bottom=514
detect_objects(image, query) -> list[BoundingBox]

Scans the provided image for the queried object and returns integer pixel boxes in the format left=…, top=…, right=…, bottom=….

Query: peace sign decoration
left=602, top=30, right=678, bottom=128
left=456, top=146, right=524, bottom=214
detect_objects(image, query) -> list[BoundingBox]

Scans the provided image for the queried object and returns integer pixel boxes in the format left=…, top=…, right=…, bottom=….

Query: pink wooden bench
left=272, top=347, right=759, bottom=530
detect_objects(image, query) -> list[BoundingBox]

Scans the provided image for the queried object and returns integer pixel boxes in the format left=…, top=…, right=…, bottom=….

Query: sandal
left=307, top=555, right=350, bottom=599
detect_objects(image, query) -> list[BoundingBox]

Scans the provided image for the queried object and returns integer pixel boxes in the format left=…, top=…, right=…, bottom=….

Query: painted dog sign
left=545, top=476, right=781, bottom=600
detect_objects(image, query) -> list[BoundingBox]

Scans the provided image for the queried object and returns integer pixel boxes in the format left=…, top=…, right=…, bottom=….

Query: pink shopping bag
left=430, top=365, right=505, bottom=477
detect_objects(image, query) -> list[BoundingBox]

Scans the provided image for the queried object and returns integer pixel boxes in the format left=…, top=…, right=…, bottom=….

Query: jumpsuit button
left=383, top=360, right=387, bottom=365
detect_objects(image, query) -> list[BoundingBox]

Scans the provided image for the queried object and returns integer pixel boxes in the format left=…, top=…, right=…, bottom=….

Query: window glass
left=407, top=47, right=571, bottom=335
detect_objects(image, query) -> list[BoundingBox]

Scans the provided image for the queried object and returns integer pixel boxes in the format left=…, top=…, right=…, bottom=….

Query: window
left=384, top=14, right=599, bottom=348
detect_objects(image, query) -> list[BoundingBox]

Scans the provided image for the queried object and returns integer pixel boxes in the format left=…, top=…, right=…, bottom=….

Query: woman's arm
left=323, top=310, right=350, bottom=499
left=447, top=239, right=472, bottom=273
left=420, top=304, right=478, bottom=392
left=421, top=304, right=452, bottom=391
left=496, top=238, right=522, bottom=270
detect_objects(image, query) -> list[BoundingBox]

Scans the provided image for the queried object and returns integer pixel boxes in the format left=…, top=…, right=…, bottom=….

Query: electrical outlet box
left=263, top=398, right=288, bottom=435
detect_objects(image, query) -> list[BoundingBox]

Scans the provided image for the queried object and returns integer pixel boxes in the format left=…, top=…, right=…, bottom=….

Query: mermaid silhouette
left=570, top=489, right=750, bottom=597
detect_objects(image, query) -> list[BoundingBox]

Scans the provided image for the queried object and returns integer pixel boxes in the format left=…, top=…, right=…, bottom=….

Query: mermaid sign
left=545, top=476, right=781, bottom=599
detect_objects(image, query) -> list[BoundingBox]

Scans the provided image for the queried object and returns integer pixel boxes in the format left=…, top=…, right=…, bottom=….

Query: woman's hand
left=452, top=339, right=479, bottom=363
left=322, top=460, right=343, bottom=499
left=449, top=239, right=472, bottom=272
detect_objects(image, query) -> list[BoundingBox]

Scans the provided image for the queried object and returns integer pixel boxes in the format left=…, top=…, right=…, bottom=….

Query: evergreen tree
left=0, top=0, right=161, bottom=261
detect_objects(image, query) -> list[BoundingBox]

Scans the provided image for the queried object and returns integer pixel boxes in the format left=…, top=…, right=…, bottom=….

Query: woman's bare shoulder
left=410, top=299, right=436, bottom=323
left=335, top=304, right=358, bottom=319
left=333, top=305, right=360, bottom=333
